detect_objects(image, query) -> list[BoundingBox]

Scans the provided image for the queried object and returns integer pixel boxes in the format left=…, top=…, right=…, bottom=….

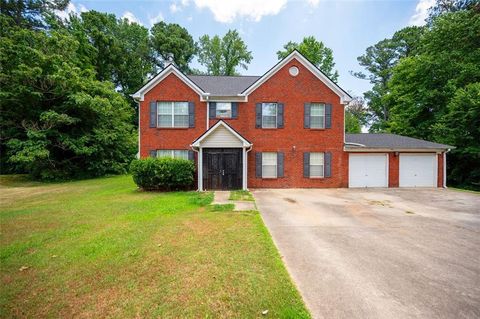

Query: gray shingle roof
left=345, top=133, right=454, bottom=150
left=187, top=75, right=260, bottom=96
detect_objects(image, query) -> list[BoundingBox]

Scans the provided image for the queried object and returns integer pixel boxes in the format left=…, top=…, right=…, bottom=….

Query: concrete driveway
left=253, top=188, right=480, bottom=319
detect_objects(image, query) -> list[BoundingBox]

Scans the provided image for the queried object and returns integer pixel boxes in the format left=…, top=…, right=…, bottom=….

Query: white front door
left=399, top=154, right=437, bottom=187
left=349, top=154, right=388, bottom=188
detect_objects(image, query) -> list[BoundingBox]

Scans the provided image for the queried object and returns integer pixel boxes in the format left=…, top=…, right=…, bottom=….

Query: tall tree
left=277, top=36, right=339, bottom=82
left=427, top=0, right=479, bottom=22
left=351, top=26, right=424, bottom=131
left=0, top=16, right=136, bottom=179
left=150, top=21, right=195, bottom=73
left=385, top=10, right=480, bottom=188
left=0, top=0, right=68, bottom=29
left=197, top=30, right=252, bottom=76
left=67, top=11, right=153, bottom=101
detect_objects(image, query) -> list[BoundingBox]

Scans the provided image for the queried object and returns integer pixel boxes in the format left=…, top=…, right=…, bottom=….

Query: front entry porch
left=191, top=120, right=252, bottom=191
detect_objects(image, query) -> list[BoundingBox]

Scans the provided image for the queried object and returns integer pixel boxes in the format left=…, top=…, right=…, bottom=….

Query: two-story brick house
left=132, top=50, right=453, bottom=190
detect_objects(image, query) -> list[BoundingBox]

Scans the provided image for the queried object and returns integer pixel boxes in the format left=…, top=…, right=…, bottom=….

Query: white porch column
left=242, top=147, right=247, bottom=190
left=198, top=148, right=203, bottom=191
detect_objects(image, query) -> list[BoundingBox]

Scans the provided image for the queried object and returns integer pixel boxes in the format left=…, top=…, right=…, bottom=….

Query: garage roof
left=345, top=133, right=454, bottom=150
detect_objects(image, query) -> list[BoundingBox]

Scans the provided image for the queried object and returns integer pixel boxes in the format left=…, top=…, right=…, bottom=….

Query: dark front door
left=203, top=148, right=242, bottom=190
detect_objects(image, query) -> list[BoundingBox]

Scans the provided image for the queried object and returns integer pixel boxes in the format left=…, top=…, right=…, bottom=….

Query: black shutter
left=304, top=103, right=311, bottom=128
left=277, top=152, right=284, bottom=177
left=303, top=152, right=310, bottom=177
left=325, top=152, right=332, bottom=177
left=255, top=152, right=262, bottom=178
left=149, top=150, right=156, bottom=158
left=149, top=101, right=157, bottom=128
left=188, top=102, right=195, bottom=128
left=277, top=103, right=284, bottom=128
left=209, top=102, right=216, bottom=119
left=325, top=103, right=332, bottom=129
left=232, top=102, right=238, bottom=119
left=255, top=103, right=262, bottom=128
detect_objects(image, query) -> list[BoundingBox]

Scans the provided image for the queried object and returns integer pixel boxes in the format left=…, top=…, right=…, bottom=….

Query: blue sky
left=59, top=0, right=434, bottom=97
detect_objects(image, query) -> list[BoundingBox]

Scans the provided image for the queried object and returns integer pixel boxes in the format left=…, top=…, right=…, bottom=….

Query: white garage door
left=349, top=154, right=388, bottom=188
left=400, top=154, right=437, bottom=187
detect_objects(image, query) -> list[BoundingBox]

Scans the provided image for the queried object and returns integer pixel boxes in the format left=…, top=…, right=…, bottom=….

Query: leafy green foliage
left=0, top=16, right=136, bottom=180
left=130, top=158, right=195, bottom=191
left=150, top=21, right=196, bottom=73
left=0, top=0, right=68, bottom=29
left=197, top=29, right=253, bottom=75
left=352, top=26, right=424, bottom=131
left=277, top=36, right=339, bottom=82
left=67, top=11, right=153, bottom=100
left=345, top=111, right=361, bottom=133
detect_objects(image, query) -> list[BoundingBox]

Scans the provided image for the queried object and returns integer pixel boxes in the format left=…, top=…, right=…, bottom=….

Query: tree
left=427, top=0, right=479, bottom=22
left=0, top=16, right=136, bottom=179
left=197, top=30, right=252, bottom=75
left=277, top=36, right=339, bottom=82
left=385, top=10, right=480, bottom=188
left=345, top=111, right=361, bottom=133
left=0, top=0, right=68, bottom=29
left=150, top=21, right=196, bottom=73
left=351, top=26, right=424, bottom=131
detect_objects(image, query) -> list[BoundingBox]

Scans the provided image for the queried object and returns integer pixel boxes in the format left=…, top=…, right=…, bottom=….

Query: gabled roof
left=242, top=50, right=352, bottom=104
left=132, top=50, right=352, bottom=103
left=191, top=120, right=252, bottom=148
left=187, top=75, right=260, bottom=96
left=131, top=63, right=207, bottom=101
left=345, top=133, right=454, bottom=150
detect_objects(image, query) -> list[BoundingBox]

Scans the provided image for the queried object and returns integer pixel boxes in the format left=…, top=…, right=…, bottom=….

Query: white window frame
left=262, top=152, right=277, bottom=178
left=157, top=101, right=189, bottom=128
left=310, top=103, right=325, bottom=129
left=215, top=102, right=232, bottom=118
left=310, top=152, right=325, bottom=178
left=262, top=103, right=277, bottom=129
left=156, top=149, right=189, bottom=160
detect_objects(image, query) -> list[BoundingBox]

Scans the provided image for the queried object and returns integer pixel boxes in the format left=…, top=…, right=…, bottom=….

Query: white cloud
left=193, top=0, right=287, bottom=23
left=55, top=2, right=88, bottom=20
left=170, top=3, right=180, bottom=13
left=409, top=0, right=435, bottom=26
left=122, top=11, right=141, bottom=24
left=149, top=12, right=164, bottom=26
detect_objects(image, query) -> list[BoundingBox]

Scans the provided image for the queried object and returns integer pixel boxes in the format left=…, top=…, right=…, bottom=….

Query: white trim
left=191, top=120, right=251, bottom=148
left=198, top=148, right=203, bottom=191
left=242, top=147, right=247, bottom=190
left=131, top=64, right=208, bottom=102
left=206, top=102, right=210, bottom=129
left=443, top=150, right=450, bottom=188
left=241, top=51, right=352, bottom=104
left=344, top=147, right=448, bottom=153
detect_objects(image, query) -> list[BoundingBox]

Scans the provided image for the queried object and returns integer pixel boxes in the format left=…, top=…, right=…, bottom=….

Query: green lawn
left=229, top=190, right=255, bottom=201
left=0, top=175, right=309, bottom=318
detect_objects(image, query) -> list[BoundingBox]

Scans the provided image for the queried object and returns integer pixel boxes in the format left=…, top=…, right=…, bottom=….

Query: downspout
left=245, top=144, right=253, bottom=190
left=190, top=146, right=202, bottom=191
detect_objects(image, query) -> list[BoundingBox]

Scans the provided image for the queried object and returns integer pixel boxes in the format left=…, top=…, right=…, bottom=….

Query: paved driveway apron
left=253, top=188, right=480, bottom=319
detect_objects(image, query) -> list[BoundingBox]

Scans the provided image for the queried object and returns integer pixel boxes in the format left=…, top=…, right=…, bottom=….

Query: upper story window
left=158, top=102, right=189, bottom=128
left=216, top=102, right=232, bottom=118
left=310, top=103, right=325, bottom=129
left=262, top=103, right=277, bottom=128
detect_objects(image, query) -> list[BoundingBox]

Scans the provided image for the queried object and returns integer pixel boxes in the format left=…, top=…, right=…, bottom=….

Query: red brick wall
left=437, top=153, right=444, bottom=187
left=214, top=59, right=347, bottom=188
left=389, top=153, right=399, bottom=187
left=139, top=73, right=207, bottom=158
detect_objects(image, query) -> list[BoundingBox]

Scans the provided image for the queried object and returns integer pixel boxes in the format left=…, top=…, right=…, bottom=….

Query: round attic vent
left=289, top=66, right=299, bottom=76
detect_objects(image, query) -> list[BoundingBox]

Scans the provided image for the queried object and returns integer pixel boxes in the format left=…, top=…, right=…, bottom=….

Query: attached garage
left=345, top=133, right=454, bottom=188
left=399, top=154, right=437, bottom=187
left=349, top=154, right=388, bottom=188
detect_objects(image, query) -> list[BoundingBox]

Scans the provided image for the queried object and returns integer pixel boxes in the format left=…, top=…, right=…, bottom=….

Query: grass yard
left=0, top=175, right=309, bottom=318
left=229, top=190, right=254, bottom=201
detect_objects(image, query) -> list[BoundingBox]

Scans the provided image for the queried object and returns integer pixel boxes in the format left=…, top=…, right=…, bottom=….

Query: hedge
left=130, top=157, right=195, bottom=191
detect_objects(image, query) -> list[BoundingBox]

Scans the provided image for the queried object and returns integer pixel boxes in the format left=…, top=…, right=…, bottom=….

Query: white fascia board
left=344, top=147, right=447, bottom=153
left=191, top=120, right=251, bottom=148
left=241, top=51, right=352, bottom=104
left=132, top=65, right=207, bottom=101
